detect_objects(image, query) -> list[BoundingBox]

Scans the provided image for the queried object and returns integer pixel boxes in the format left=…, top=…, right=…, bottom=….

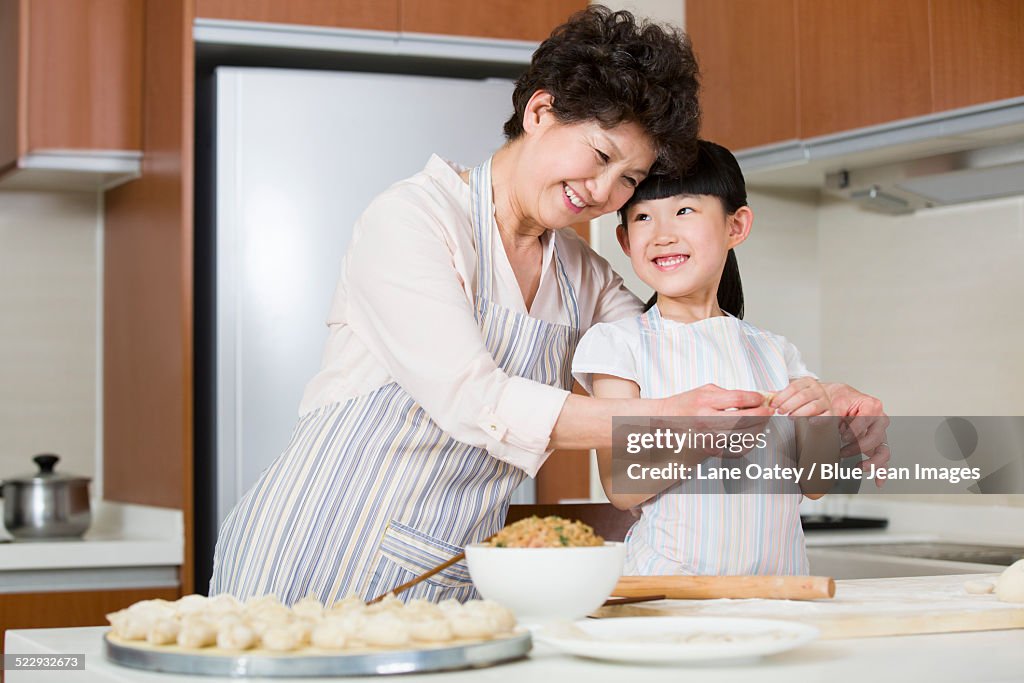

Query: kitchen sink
left=805, top=541, right=1019, bottom=580
left=819, top=542, right=1024, bottom=567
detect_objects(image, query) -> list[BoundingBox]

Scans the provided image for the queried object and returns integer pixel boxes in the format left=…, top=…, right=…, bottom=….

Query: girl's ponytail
left=718, top=249, right=743, bottom=319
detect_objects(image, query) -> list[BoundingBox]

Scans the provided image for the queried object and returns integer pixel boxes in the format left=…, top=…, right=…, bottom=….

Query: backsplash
left=0, top=190, right=101, bottom=493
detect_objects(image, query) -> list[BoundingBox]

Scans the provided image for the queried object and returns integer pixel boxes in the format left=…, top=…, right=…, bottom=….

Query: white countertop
left=6, top=611, right=1024, bottom=683
left=0, top=502, right=183, bottom=593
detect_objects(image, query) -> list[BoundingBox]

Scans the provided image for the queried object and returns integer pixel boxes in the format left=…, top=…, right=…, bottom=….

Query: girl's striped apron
left=210, top=158, right=580, bottom=605
left=624, top=307, right=809, bottom=576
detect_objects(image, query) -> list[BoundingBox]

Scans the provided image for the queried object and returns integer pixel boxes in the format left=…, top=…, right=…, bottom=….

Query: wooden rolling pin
left=613, top=575, right=835, bottom=601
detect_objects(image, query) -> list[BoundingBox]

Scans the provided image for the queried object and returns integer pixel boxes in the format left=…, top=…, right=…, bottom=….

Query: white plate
left=534, top=617, right=819, bottom=664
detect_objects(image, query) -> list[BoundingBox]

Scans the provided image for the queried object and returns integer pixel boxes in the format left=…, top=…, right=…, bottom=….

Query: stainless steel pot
left=0, top=454, right=91, bottom=539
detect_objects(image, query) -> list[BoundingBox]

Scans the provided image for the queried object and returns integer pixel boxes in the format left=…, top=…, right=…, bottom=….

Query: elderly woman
left=210, top=7, right=885, bottom=604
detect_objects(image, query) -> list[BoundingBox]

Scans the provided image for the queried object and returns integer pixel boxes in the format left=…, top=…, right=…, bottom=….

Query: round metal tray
left=104, top=631, right=531, bottom=677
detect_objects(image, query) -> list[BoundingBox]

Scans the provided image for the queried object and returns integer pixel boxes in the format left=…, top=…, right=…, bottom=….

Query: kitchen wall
left=818, top=194, right=1024, bottom=510
left=818, top=194, right=1024, bottom=416
left=0, top=190, right=102, bottom=492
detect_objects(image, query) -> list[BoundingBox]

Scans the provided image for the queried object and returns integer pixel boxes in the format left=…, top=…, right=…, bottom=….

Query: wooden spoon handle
left=613, top=575, right=835, bottom=600
left=367, top=551, right=467, bottom=604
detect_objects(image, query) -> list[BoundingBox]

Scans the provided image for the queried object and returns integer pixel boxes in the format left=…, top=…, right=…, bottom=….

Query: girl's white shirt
left=572, top=311, right=814, bottom=398
left=299, top=155, right=643, bottom=476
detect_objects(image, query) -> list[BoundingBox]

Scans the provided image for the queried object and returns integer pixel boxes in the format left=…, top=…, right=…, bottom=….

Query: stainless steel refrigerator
left=195, top=65, right=524, bottom=591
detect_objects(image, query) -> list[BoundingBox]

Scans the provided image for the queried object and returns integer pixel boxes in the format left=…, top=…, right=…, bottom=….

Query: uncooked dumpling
left=177, top=617, right=217, bottom=649
left=311, top=619, right=349, bottom=650
left=362, top=612, right=411, bottom=647
left=217, top=622, right=258, bottom=651
left=995, top=559, right=1024, bottom=603
left=408, top=617, right=454, bottom=643
left=292, top=595, right=325, bottom=619
left=146, top=617, right=181, bottom=645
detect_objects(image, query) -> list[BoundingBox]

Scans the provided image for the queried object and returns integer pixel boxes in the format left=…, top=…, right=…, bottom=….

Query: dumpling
left=403, top=599, right=443, bottom=621
left=106, top=609, right=149, bottom=641
left=292, top=595, right=325, bottom=619
left=311, top=619, right=349, bottom=650
left=173, top=594, right=209, bottom=617
left=463, top=600, right=516, bottom=633
left=146, top=617, right=181, bottom=645
left=365, top=594, right=404, bottom=615
left=177, top=617, right=217, bottom=649
left=408, top=617, right=454, bottom=643
left=206, top=593, right=242, bottom=615
left=362, top=612, right=411, bottom=647
left=328, top=594, right=365, bottom=614
left=448, top=613, right=498, bottom=639
left=217, top=622, right=258, bottom=651
left=261, top=625, right=301, bottom=652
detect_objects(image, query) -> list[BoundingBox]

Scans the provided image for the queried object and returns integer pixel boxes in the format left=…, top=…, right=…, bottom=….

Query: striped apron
left=624, top=307, right=809, bottom=576
left=210, top=158, right=580, bottom=605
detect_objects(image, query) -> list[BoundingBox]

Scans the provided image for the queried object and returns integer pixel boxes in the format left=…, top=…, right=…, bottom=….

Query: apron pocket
left=378, top=520, right=473, bottom=588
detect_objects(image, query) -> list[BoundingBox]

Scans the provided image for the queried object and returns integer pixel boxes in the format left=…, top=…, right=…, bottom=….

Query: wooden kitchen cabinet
left=194, top=0, right=399, bottom=32
left=690, top=0, right=1024, bottom=151
left=0, top=587, right=179, bottom=654
left=930, top=0, right=1024, bottom=112
left=399, top=0, right=587, bottom=42
left=795, top=0, right=932, bottom=139
left=687, top=0, right=798, bottom=150
left=0, top=0, right=142, bottom=173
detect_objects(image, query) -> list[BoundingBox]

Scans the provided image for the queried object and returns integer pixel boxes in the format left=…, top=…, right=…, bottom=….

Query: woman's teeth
left=564, top=184, right=586, bottom=209
left=654, top=255, right=688, bottom=268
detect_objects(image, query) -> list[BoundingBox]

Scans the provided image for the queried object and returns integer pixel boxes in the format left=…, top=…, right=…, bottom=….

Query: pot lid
left=6, top=454, right=91, bottom=484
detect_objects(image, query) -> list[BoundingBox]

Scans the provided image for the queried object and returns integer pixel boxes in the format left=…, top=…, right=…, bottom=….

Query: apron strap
left=469, top=156, right=580, bottom=331
left=469, top=158, right=495, bottom=304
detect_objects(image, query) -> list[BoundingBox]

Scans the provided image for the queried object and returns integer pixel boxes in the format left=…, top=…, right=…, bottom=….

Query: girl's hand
left=769, top=377, right=833, bottom=417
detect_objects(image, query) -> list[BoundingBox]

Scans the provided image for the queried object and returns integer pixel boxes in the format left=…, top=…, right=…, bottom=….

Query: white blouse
left=299, top=155, right=643, bottom=476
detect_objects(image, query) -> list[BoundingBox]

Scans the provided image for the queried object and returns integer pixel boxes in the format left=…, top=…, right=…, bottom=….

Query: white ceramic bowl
left=465, top=541, right=625, bottom=623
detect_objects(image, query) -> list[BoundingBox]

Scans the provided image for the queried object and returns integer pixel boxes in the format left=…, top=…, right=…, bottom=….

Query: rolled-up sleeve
left=345, top=194, right=570, bottom=477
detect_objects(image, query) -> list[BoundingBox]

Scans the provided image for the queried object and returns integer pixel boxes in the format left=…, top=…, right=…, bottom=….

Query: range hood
left=737, top=96, right=1024, bottom=214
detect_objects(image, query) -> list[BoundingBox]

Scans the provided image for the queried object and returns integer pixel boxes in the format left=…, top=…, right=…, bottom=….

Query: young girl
left=572, top=140, right=834, bottom=576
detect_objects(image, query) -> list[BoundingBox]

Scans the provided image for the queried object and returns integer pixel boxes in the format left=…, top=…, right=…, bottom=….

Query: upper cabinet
left=399, top=0, right=586, bottom=42
left=930, top=0, right=1024, bottom=112
left=796, top=0, right=931, bottom=138
left=687, top=0, right=798, bottom=151
left=194, top=0, right=399, bottom=32
left=688, top=0, right=1024, bottom=151
left=195, top=0, right=587, bottom=42
left=0, top=0, right=143, bottom=190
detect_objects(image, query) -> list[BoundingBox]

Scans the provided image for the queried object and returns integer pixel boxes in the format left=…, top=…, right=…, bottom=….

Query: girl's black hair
left=618, top=140, right=746, bottom=318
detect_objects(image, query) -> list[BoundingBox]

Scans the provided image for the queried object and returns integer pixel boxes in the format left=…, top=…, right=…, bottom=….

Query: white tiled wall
left=0, top=190, right=102, bottom=491
left=818, top=194, right=1024, bottom=417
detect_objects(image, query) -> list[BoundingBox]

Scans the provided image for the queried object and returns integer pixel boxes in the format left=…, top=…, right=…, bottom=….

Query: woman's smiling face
left=516, top=92, right=658, bottom=230
left=617, top=193, right=749, bottom=304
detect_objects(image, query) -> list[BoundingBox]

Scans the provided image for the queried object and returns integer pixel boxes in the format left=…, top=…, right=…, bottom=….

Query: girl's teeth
left=564, top=184, right=586, bottom=209
left=656, top=256, right=687, bottom=267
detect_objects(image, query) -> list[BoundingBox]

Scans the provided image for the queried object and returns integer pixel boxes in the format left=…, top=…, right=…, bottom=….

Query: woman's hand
left=655, top=384, right=772, bottom=462
left=769, top=377, right=833, bottom=417
left=658, top=383, right=772, bottom=417
left=822, top=383, right=891, bottom=488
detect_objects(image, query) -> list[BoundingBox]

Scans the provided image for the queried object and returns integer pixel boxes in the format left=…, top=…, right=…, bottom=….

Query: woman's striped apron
left=210, top=158, right=580, bottom=605
left=624, top=307, right=809, bottom=576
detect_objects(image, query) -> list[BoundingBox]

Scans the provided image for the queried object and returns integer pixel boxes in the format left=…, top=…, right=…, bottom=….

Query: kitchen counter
left=0, top=502, right=183, bottom=593
left=6, top=575, right=1024, bottom=683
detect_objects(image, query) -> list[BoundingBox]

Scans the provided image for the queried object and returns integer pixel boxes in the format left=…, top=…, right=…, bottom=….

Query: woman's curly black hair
left=503, top=5, right=701, bottom=176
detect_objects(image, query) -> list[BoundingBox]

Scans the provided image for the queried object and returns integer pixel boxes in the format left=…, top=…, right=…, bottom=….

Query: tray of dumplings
left=104, top=593, right=530, bottom=677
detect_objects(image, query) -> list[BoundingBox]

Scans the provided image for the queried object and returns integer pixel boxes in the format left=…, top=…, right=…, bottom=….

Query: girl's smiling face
left=617, top=193, right=752, bottom=317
